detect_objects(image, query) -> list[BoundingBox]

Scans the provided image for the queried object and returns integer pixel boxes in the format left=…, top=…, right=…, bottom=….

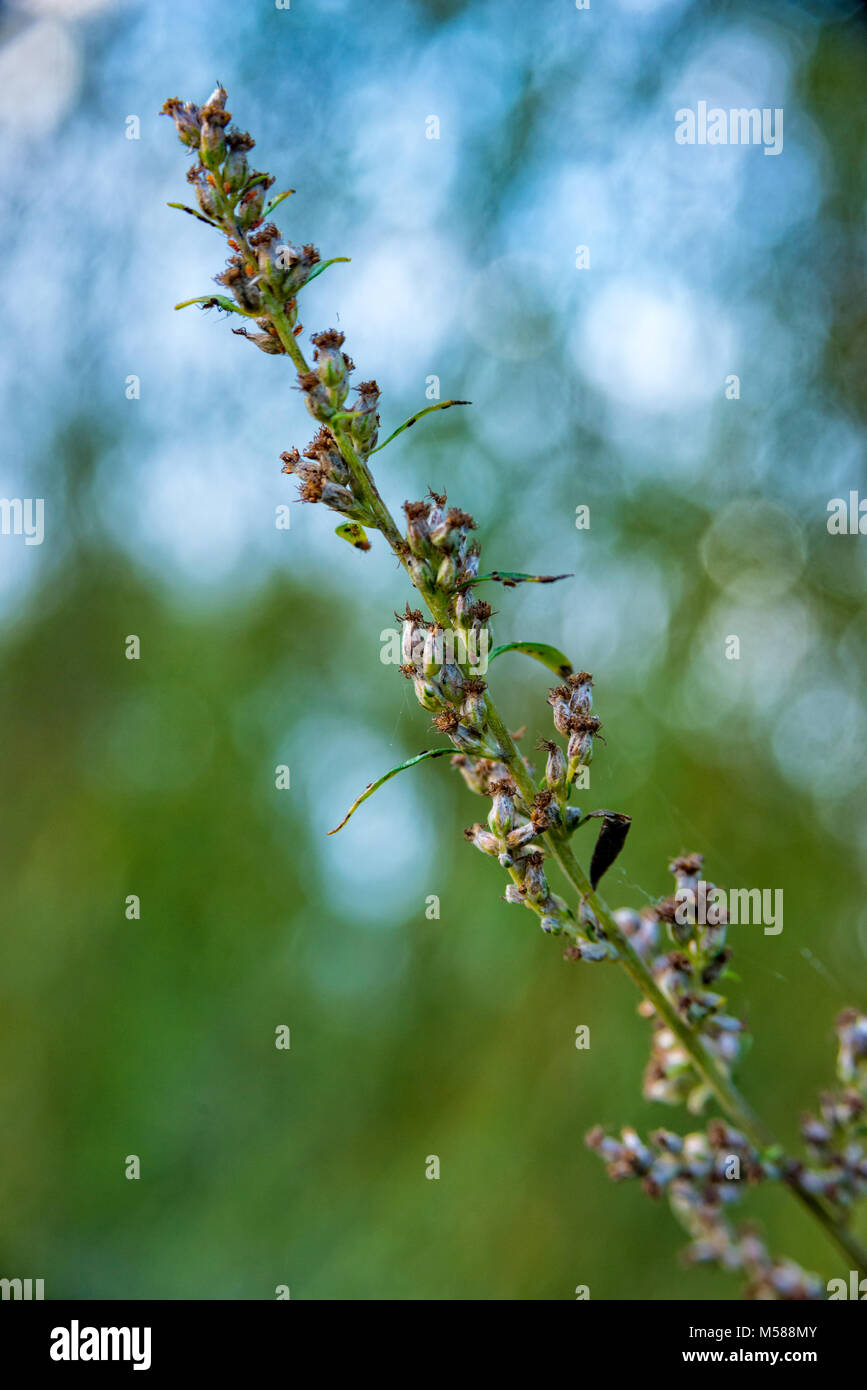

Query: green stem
left=257, top=233, right=867, bottom=1278
left=482, top=700, right=867, bottom=1275
left=265, top=298, right=420, bottom=568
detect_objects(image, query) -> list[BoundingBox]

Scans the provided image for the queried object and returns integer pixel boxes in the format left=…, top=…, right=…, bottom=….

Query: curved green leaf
left=166, top=201, right=220, bottom=228
left=304, top=256, right=351, bottom=286
left=456, top=570, right=572, bottom=591
left=328, top=748, right=453, bottom=835
left=369, top=399, right=472, bottom=454
left=239, top=172, right=274, bottom=195
left=174, top=294, right=255, bottom=317
left=334, top=521, right=371, bottom=552
left=261, top=189, right=296, bottom=218
left=489, top=641, right=573, bottom=678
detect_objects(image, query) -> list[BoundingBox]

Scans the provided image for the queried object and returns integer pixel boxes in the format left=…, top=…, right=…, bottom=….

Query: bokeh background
left=1, top=0, right=866, bottom=1300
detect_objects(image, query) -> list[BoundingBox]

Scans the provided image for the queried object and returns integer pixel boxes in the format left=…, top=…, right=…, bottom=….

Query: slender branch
left=263, top=299, right=435, bottom=575
left=270, top=384, right=867, bottom=1275
left=483, top=699, right=867, bottom=1275
left=165, top=94, right=867, bottom=1282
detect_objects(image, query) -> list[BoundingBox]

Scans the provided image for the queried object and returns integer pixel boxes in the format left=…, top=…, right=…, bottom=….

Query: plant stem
left=265, top=297, right=431, bottom=569
left=265, top=289, right=867, bottom=1278
left=483, top=701, right=867, bottom=1278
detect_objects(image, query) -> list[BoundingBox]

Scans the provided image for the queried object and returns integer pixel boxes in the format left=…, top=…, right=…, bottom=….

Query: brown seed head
left=566, top=713, right=601, bottom=736
left=434, top=709, right=460, bottom=734
left=248, top=222, right=280, bottom=247
left=403, top=500, right=430, bottom=521
left=670, top=853, right=704, bottom=877
left=298, top=475, right=324, bottom=503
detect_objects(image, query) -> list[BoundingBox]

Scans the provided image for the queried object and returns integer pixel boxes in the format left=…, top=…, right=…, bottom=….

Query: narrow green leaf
left=174, top=294, right=255, bottom=317
left=261, top=189, right=296, bottom=217
left=456, top=570, right=573, bottom=590
left=334, top=521, right=371, bottom=552
left=328, top=748, right=453, bottom=835
left=166, top=201, right=220, bottom=228
left=489, top=641, right=573, bottom=678
left=304, top=256, right=351, bottom=286
left=369, top=399, right=472, bottom=454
